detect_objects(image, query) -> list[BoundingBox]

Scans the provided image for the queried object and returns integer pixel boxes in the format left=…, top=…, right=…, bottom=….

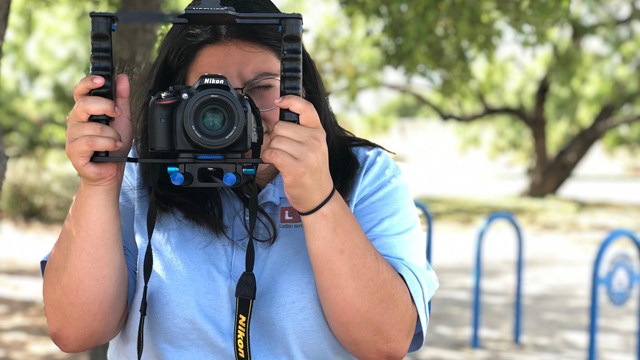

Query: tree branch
left=552, top=104, right=636, bottom=169
left=0, top=0, right=11, bottom=63
left=596, top=113, right=640, bottom=135
left=381, top=82, right=529, bottom=124
left=533, top=74, right=550, bottom=122
left=570, top=5, right=639, bottom=43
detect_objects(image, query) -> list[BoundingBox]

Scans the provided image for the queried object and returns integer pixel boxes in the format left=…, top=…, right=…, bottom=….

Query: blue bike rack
left=414, top=200, right=434, bottom=314
left=414, top=200, right=433, bottom=265
left=588, top=229, right=640, bottom=360
left=471, top=211, right=524, bottom=349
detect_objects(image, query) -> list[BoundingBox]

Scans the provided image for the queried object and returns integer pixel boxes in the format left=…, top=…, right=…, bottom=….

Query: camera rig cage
left=88, top=0, right=303, bottom=187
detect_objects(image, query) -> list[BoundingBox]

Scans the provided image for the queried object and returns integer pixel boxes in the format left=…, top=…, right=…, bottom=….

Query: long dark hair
left=133, top=0, right=382, bottom=238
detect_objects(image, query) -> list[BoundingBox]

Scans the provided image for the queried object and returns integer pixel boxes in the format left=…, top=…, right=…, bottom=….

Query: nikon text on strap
left=234, top=181, right=259, bottom=359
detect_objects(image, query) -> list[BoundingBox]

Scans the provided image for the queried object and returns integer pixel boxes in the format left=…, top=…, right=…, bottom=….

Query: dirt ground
left=1, top=205, right=639, bottom=360
left=0, top=221, right=86, bottom=359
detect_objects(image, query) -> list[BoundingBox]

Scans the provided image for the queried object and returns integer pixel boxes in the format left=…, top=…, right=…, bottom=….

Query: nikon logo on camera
left=203, top=78, right=225, bottom=85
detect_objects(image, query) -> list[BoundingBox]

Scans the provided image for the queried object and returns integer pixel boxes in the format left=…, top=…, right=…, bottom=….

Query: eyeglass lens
left=240, top=76, right=280, bottom=112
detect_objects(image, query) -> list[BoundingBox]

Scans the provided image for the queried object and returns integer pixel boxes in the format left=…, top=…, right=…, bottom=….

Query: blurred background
left=0, top=0, right=639, bottom=359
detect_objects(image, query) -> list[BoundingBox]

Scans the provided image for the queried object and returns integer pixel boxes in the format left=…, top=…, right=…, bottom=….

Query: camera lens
left=198, top=105, right=227, bottom=134
left=183, top=90, right=247, bottom=150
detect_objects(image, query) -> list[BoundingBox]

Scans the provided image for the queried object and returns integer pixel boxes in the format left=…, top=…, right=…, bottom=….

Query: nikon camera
left=148, top=74, right=261, bottom=156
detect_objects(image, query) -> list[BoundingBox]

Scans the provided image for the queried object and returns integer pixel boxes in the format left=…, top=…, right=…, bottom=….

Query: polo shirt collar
left=258, top=173, right=284, bottom=206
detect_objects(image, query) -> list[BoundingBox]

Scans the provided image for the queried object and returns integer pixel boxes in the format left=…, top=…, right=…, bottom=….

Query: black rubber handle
left=279, top=18, right=303, bottom=123
left=89, top=13, right=117, bottom=158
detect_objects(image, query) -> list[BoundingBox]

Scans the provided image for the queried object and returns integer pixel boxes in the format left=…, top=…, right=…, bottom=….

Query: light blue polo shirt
left=101, top=146, right=437, bottom=359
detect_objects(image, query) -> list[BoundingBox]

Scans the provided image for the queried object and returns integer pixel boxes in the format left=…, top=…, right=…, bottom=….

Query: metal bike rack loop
left=588, top=229, right=640, bottom=360
left=414, top=200, right=434, bottom=314
left=414, top=200, right=433, bottom=265
left=471, top=211, right=524, bottom=349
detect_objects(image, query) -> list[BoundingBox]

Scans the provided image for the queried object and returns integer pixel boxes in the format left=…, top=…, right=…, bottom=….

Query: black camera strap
left=137, top=165, right=160, bottom=360
left=137, top=193, right=156, bottom=360
left=234, top=180, right=258, bottom=360
left=136, top=179, right=259, bottom=359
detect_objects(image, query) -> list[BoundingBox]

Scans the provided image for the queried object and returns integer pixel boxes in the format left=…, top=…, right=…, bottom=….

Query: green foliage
left=162, top=0, right=191, bottom=13
left=339, top=0, right=569, bottom=92
left=306, top=5, right=385, bottom=103
left=603, top=121, right=640, bottom=154
left=456, top=116, right=533, bottom=163
left=0, top=0, right=118, bottom=158
left=0, top=150, right=79, bottom=222
left=0, top=0, right=196, bottom=221
left=330, top=0, right=640, bottom=160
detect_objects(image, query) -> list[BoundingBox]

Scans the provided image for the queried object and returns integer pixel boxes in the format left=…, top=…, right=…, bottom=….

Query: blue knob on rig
left=223, top=172, right=240, bottom=186
left=170, top=172, right=185, bottom=186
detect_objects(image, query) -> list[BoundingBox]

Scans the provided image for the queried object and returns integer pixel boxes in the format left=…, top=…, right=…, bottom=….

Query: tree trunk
left=113, top=0, right=164, bottom=97
left=525, top=130, right=600, bottom=197
left=525, top=105, right=616, bottom=197
left=522, top=74, right=552, bottom=197
left=0, top=0, right=12, bottom=197
left=527, top=118, right=549, bottom=197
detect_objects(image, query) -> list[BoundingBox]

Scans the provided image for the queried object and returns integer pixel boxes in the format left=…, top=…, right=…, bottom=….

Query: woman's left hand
left=261, top=96, right=334, bottom=214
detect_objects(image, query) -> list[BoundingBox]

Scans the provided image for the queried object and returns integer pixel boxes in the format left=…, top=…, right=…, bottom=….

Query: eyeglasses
left=234, top=76, right=281, bottom=112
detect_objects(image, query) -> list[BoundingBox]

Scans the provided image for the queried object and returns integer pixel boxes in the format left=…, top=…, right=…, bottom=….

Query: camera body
left=148, top=74, right=259, bottom=156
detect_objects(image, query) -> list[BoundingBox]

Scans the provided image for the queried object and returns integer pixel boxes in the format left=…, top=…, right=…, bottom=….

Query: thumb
left=112, top=74, right=133, bottom=150
left=114, top=74, right=131, bottom=120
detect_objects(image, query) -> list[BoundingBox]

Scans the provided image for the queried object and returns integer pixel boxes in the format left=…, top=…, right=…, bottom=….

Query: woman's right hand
left=66, top=74, right=133, bottom=187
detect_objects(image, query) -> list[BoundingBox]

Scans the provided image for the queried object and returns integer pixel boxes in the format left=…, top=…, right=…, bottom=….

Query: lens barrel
left=182, top=89, right=246, bottom=150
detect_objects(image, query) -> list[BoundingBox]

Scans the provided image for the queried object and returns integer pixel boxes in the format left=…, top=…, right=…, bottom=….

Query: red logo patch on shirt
left=280, top=207, right=301, bottom=223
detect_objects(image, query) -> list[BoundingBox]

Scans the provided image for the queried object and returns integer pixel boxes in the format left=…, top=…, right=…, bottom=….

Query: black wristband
left=298, top=187, right=337, bottom=216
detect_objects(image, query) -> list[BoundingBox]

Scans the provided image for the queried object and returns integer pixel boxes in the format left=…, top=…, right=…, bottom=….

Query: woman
left=42, top=0, right=438, bottom=358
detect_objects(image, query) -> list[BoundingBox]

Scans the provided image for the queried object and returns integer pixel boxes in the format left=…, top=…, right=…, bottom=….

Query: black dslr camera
left=88, top=0, right=303, bottom=187
left=148, top=74, right=259, bottom=155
